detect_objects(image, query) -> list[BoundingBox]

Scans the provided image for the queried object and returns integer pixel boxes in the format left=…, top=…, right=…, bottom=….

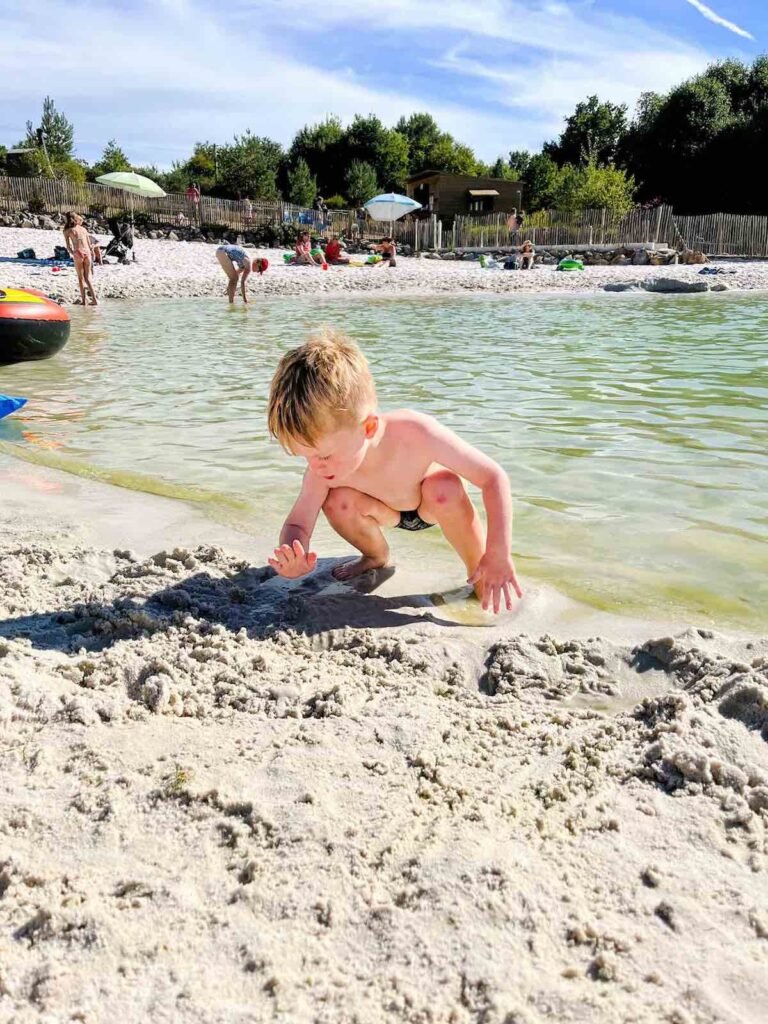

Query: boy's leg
left=322, top=487, right=400, bottom=580
left=417, top=469, right=485, bottom=590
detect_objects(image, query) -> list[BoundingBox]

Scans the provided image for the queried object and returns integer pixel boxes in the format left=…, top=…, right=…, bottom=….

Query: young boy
left=267, top=331, right=522, bottom=613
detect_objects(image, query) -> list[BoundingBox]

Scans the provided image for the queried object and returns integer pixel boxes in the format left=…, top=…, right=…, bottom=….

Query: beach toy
left=0, top=288, right=71, bottom=366
left=255, top=257, right=269, bottom=274
left=557, top=258, right=584, bottom=272
left=283, top=253, right=294, bottom=263
left=310, top=248, right=323, bottom=257
left=322, top=263, right=328, bottom=270
left=0, top=394, right=27, bottom=420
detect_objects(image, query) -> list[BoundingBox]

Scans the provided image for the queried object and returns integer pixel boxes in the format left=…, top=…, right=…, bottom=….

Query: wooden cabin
left=405, top=170, right=523, bottom=221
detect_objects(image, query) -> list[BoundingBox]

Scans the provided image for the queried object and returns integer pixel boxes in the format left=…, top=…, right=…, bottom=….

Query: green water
left=1, top=294, right=766, bottom=629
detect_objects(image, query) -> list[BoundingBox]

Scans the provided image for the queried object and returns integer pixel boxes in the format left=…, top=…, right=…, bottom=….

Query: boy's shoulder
left=382, top=409, right=442, bottom=437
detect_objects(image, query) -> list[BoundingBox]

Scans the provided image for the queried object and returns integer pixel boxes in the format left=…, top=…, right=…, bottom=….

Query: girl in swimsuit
left=216, top=243, right=252, bottom=304
left=63, top=212, right=98, bottom=305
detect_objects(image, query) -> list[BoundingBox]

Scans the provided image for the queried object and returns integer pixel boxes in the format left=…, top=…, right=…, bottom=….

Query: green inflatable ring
left=557, top=258, right=584, bottom=271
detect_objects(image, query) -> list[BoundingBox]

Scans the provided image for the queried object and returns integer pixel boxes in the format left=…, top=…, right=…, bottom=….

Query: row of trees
left=500, top=55, right=768, bottom=214
left=4, top=57, right=768, bottom=215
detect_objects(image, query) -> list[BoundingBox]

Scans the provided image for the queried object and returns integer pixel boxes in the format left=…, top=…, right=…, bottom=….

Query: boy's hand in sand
left=268, top=540, right=318, bottom=578
left=468, top=552, right=522, bottom=613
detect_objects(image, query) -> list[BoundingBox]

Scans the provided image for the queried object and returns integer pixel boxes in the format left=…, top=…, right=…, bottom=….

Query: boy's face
left=292, top=416, right=377, bottom=483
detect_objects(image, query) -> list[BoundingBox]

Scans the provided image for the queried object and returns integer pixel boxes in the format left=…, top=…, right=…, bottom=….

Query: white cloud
left=0, top=0, right=721, bottom=165
left=684, top=0, right=754, bottom=41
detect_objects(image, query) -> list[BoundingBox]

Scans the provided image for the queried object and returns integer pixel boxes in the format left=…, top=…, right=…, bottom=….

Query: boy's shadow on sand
left=0, top=557, right=459, bottom=654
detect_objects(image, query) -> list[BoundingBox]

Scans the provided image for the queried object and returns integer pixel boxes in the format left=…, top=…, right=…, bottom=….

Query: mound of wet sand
left=1, top=530, right=767, bottom=1024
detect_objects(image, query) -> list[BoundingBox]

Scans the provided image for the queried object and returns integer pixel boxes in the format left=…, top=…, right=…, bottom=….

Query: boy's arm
left=414, top=415, right=521, bottom=606
left=269, top=470, right=329, bottom=578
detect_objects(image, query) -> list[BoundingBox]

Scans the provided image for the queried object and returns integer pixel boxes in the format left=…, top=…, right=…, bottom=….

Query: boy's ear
left=363, top=414, right=378, bottom=438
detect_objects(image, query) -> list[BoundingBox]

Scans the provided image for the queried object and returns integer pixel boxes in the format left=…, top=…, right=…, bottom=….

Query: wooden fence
left=3, top=176, right=768, bottom=255
left=452, top=206, right=675, bottom=249
left=0, top=175, right=443, bottom=248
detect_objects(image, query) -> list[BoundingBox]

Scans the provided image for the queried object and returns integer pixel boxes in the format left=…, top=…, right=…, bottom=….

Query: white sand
left=1, top=457, right=767, bottom=1023
left=3, top=227, right=768, bottom=301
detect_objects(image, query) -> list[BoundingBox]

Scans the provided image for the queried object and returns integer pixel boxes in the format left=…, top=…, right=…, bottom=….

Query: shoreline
left=1, top=455, right=767, bottom=1022
left=5, top=226, right=768, bottom=302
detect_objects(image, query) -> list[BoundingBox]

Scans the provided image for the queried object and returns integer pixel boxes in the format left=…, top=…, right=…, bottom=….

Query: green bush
left=324, top=194, right=346, bottom=209
left=27, top=191, right=46, bottom=214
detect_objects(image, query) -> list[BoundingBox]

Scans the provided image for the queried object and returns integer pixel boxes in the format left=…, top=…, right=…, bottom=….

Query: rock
left=710, top=282, right=730, bottom=291
left=631, top=249, right=649, bottom=266
left=643, top=277, right=710, bottom=293
left=603, top=282, right=642, bottom=292
left=20, top=219, right=35, bottom=229
left=167, top=231, right=179, bottom=242
left=38, top=216, right=58, bottom=231
left=441, top=251, right=458, bottom=260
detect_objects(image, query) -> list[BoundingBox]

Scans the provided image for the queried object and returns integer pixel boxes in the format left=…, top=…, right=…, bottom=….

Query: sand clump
left=1, top=527, right=767, bottom=1024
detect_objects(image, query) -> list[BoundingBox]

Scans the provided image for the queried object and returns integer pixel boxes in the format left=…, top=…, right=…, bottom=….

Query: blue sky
left=0, top=0, right=764, bottom=168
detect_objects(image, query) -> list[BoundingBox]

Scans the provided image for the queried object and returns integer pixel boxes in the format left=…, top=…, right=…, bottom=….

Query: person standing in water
left=63, top=212, right=98, bottom=305
left=216, top=243, right=252, bottom=303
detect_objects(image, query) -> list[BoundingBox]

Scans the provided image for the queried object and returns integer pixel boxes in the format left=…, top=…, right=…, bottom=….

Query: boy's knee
left=420, top=471, right=466, bottom=512
left=322, top=487, right=357, bottom=519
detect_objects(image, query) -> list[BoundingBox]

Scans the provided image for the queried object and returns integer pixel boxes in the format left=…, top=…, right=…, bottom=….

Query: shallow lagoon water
left=1, top=292, right=766, bottom=629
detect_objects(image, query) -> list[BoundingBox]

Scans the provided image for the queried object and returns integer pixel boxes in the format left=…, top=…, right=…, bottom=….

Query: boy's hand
left=268, top=540, right=318, bottom=579
left=467, top=552, right=523, bottom=613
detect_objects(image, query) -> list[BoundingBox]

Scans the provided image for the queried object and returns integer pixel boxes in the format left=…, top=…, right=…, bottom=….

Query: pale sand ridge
left=0, top=459, right=766, bottom=1023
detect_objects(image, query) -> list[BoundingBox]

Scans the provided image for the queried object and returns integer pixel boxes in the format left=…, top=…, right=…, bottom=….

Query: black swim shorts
left=396, top=509, right=435, bottom=532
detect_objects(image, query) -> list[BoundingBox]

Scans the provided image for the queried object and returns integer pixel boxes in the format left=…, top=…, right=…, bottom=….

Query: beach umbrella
left=363, top=193, right=421, bottom=223
left=95, top=171, right=166, bottom=229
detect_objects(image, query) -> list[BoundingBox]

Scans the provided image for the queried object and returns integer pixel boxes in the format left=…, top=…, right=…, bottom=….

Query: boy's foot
left=332, top=556, right=390, bottom=581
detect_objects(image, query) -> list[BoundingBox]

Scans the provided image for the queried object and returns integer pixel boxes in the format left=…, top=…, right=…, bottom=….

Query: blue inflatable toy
left=0, top=395, right=27, bottom=419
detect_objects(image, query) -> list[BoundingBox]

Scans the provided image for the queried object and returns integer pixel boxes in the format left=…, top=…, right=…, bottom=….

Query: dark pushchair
left=103, top=218, right=135, bottom=263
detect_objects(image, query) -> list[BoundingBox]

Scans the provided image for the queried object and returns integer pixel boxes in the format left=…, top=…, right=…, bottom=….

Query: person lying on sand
left=215, top=243, right=252, bottom=304
left=267, top=331, right=522, bottom=612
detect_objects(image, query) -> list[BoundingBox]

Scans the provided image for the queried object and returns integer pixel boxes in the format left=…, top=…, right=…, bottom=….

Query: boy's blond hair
left=267, top=330, right=376, bottom=450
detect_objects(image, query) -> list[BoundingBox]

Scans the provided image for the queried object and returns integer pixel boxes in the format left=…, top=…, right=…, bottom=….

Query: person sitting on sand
left=291, top=231, right=324, bottom=266
left=63, top=212, right=98, bottom=305
left=520, top=240, right=535, bottom=270
left=375, top=237, right=397, bottom=267
left=88, top=231, right=104, bottom=266
left=324, top=235, right=349, bottom=265
left=266, top=331, right=522, bottom=613
left=215, top=243, right=252, bottom=304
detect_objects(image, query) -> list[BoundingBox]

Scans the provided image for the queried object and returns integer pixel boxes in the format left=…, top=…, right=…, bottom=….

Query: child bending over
left=267, top=331, right=522, bottom=612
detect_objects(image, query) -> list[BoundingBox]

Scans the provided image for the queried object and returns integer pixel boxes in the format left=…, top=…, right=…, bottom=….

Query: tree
left=345, top=160, right=378, bottom=206
left=396, top=112, right=441, bottom=174
left=287, top=158, right=317, bottom=207
left=521, top=153, right=559, bottom=210
left=489, top=157, right=518, bottom=180
left=288, top=116, right=345, bottom=198
left=544, top=95, right=628, bottom=167
left=24, top=96, right=75, bottom=166
left=343, top=115, right=409, bottom=191
left=508, top=150, right=533, bottom=177
left=216, top=132, right=283, bottom=199
left=90, top=139, right=131, bottom=179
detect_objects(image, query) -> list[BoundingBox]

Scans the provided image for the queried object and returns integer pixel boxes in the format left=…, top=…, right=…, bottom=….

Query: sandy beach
left=1, top=455, right=767, bottom=1023
left=4, top=226, right=768, bottom=301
